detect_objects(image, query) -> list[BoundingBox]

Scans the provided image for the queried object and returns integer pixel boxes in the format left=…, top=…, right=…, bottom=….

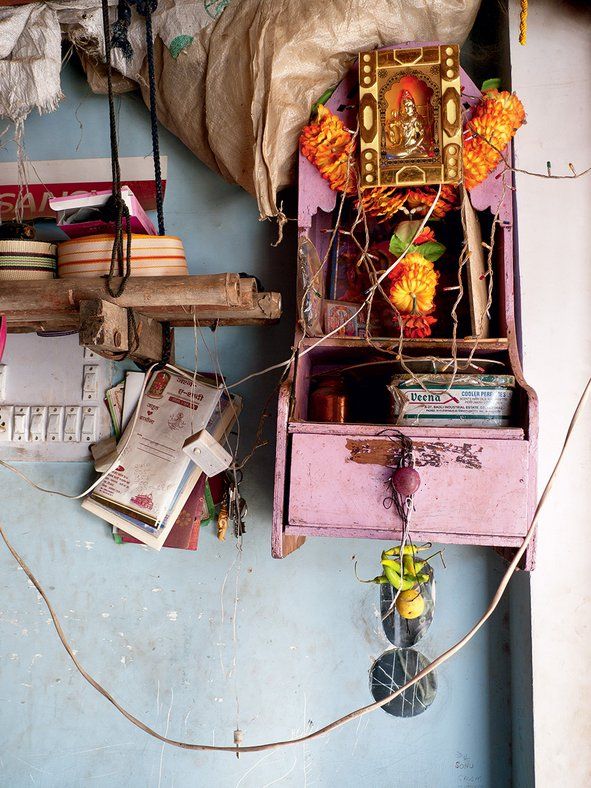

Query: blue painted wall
left=0, top=63, right=527, bottom=787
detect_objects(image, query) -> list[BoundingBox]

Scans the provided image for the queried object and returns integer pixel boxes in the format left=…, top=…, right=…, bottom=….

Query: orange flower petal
left=463, top=90, right=526, bottom=190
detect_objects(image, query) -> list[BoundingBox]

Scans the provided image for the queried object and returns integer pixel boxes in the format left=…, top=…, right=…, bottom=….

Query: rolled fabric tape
left=57, top=234, right=188, bottom=278
left=0, top=239, right=57, bottom=280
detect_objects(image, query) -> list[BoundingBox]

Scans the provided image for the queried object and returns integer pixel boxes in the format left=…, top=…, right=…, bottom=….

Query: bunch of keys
left=217, top=469, right=247, bottom=541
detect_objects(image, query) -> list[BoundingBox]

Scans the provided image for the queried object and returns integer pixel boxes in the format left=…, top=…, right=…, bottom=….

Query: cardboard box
left=389, top=374, right=515, bottom=427
left=49, top=186, right=157, bottom=239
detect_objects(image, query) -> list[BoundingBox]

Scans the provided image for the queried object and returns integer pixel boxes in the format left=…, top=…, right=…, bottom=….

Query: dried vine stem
left=468, top=125, right=591, bottom=181
left=1, top=375, right=589, bottom=753
left=2, top=97, right=589, bottom=756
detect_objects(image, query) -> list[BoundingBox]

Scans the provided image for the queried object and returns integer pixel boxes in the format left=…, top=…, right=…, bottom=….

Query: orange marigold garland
left=463, top=89, right=526, bottom=190
left=300, top=105, right=357, bottom=194
left=358, top=186, right=407, bottom=221
left=301, top=91, right=527, bottom=206
left=385, top=222, right=447, bottom=339
left=358, top=185, right=457, bottom=222
left=405, top=185, right=458, bottom=219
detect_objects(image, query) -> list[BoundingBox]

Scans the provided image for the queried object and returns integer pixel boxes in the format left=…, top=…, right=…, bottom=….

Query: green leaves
left=311, top=87, right=337, bottom=115
left=393, top=219, right=421, bottom=245
left=388, top=220, right=445, bottom=262
left=389, top=232, right=414, bottom=258
left=416, top=241, right=446, bottom=262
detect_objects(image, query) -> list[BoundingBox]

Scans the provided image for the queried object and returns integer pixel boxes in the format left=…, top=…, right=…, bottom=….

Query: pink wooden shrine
left=272, top=49, right=538, bottom=569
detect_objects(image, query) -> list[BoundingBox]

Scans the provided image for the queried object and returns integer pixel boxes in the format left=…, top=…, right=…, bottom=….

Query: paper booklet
left=105, top=381, right=125, bottom=438
left=82, top=369, right=241, bottom=549
left=121, top=371, right=146, bottom=431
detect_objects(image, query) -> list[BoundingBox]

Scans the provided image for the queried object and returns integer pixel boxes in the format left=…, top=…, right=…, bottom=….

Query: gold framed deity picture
left=358, top=45, right=463, bottom=188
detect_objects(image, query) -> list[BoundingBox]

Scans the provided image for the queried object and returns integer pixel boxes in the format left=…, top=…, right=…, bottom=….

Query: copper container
left=309, top=375, right=348, bottom=423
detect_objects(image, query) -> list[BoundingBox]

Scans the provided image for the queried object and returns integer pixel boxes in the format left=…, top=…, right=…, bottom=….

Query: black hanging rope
left=100, top=0, right=133, bottom=299
left=142, top=4, right=166, bottom=236
left=111, top=0, right=134, bottom=60
left=100, top=0, right=170, bottom=367
left=111, top=0, right=166, bottom=236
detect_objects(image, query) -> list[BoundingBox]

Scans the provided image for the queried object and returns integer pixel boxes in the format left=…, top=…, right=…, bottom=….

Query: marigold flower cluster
left=388, top=252, right=439, bottom=338
left=463, top=90, right=526, bottom=190
left=299, top=106, right=457, bottom=217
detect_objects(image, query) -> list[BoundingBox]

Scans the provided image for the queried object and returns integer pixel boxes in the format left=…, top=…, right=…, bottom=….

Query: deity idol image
left=386, top=89, right=429, bottom=158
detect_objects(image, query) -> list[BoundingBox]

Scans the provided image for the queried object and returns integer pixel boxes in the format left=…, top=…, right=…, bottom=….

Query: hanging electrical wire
left=1, top=7, right=591, bottom=758
left=1, top=375, right=589, bottom=754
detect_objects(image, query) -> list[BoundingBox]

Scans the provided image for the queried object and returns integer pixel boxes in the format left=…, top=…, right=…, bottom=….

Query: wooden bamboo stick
left=3, top=292, right=282, bottom=333
left=0, top=274, right=260, bottom=325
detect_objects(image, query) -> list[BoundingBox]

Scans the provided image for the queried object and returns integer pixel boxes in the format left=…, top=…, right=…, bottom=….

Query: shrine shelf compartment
left=272, top=54, right=538, bottom=568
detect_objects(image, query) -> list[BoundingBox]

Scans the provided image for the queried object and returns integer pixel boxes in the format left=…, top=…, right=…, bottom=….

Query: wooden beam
left=79, top=299, right=165, bottom=363
left=0, top=274, right=248, bottom=320
left=4, top=291, right=282, bottom=333
left=299, top=335, right=509, bottom=352
left=0, top=274, right=281, bottom=332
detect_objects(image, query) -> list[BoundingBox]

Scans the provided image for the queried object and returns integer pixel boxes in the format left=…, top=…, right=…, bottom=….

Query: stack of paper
left=84, top=365, right=240, bottom=550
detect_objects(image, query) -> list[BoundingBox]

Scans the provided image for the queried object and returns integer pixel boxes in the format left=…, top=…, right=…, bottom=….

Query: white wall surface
left=510, top=1, right=591, bottom=785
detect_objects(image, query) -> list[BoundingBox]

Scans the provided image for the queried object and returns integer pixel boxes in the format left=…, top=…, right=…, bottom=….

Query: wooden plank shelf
left=0, top=274, right=282, bottom=333
left=0, top=273, right=281, bottom=363
left=288, top=422, right=525, bottom=439
left=299, top=336, right=509, bottom=353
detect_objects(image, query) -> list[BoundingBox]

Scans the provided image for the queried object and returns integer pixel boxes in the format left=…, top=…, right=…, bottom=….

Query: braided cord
left=143, top=4, right=166, bottom=236
left=100, top=0, right=169, bottom=364
left=100, top=0, right=133, bottom=299
left=111, top=1, right=166, bottom=235
left=519, top=0, right=528, bottom=46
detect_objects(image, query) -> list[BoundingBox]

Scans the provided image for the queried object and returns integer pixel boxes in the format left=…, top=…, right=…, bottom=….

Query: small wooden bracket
left=78, top=299, right=165, bottom=364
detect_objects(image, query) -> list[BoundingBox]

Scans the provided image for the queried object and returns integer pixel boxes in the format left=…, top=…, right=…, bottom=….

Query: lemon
left=395, top=588, right=425, bottom=620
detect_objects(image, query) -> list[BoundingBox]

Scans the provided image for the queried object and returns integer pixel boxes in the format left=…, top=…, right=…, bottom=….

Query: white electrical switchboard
left=0, top=334, right=113, bottom=461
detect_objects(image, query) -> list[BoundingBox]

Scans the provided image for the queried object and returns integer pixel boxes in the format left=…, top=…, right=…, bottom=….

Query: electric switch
left=29, top=407, right=47, bottom=442
left=81, top=408, right=97, bottom=443
left=0, top=365, right=6, bottom=399
left=64, top=407, right=81, bottom=441
left=83, top=365, right=99, bottom=401
left=0, top=406, right=14, bottom=442
left=47, top=407, right=64, bottom=442
left=13, top=407, right=29, bottom=442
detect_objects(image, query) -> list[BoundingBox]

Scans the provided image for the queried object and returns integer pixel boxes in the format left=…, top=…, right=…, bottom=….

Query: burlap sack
left=90, top=0, right=483, bottom=219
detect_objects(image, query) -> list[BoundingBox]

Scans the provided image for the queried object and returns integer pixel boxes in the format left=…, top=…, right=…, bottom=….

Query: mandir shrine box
left=272, top=46, right=538, bottom=569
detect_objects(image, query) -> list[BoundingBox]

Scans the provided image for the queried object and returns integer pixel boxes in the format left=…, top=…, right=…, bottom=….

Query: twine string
left=1, top=375, right=588, bottom=753
left=1, top=79, right=591, bottom=755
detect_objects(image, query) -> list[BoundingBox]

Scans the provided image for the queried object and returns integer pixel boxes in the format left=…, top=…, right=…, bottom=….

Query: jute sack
left=89, top=0, right=483, bottom=220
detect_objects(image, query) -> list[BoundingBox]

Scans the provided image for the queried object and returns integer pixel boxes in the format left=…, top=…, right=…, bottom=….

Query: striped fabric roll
left=0, top=240, right=57, bottom=280
left=57, top=234, right=188, bottom=278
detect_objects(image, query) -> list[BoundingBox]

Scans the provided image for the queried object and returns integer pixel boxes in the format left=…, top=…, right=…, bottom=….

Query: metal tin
left=309, top=375, right=349, bottom=423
